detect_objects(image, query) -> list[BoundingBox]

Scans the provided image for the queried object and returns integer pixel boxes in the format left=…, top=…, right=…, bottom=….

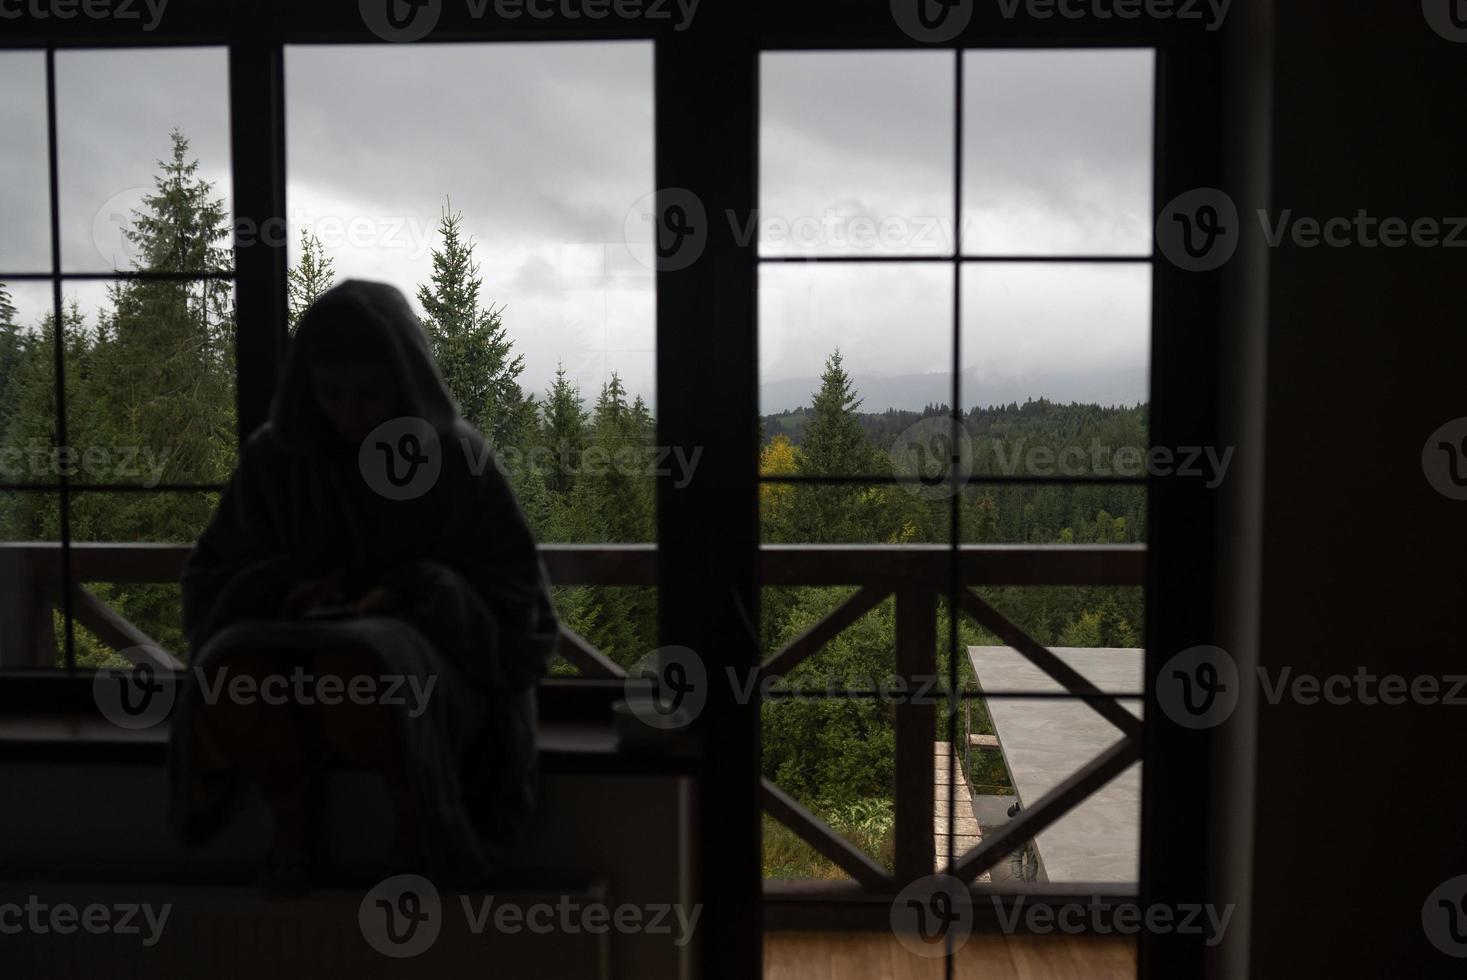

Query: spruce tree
left=0, top=283, right=22, bottom=436
left=103, top=129, right=236, bottom=485
left=541, top=361, right=588, bottom=496
left=800, top=349, right=875, bottom=475
left=287, top=229, right=336, bottom=332
left=415, top=201, right=534, bottom=451
left=788, top=349, right=882, bottom=542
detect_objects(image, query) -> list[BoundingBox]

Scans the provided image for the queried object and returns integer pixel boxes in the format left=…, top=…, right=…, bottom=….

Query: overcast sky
left=1, top=44, right=1154, bottom=415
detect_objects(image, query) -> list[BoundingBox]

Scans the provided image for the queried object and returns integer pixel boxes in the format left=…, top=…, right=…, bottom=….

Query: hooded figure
left=169, top=279, right=558, bottom=888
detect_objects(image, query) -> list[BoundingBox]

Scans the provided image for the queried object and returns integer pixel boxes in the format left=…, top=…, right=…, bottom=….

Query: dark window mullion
left=945, top=51, right=963, bottom=974
left=43, top=47, right=74, bottom=675
left=228, top=41, right=288, bottom=447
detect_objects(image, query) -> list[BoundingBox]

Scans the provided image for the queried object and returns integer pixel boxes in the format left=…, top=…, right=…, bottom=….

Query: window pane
left=762, top=699, right=896, bottom=878
left=288, top=42, right=657, bottom=679
left=60, top=277, right=237, bottom=486
left=761, top=262, right=953, bottom=439
left=1, top=279, right=59, bottom=482
left=761, top=52, right=954, bottom=257
left=951, top=682, right=1142, bottom=884
left=960, top=262, right=1150, bottom=409
left=57, top=48, right=233, bottom=273
left=286, top=41, right=654, bottom=424
left=0, top=52, right=50, bottom=271
left=66, top=491, right=206, bottom=666
left=962, top=49, right=1154, bottom=256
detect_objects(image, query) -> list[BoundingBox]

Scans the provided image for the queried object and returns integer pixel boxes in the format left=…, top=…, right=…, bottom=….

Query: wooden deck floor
left=934, top=741, right=984, bottom=875
left=764, top=931, right=1136, bottom=980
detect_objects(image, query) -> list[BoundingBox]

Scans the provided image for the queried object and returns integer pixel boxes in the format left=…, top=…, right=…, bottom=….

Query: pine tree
left=103, top=129, right=236, bottom=485
left=788, top=349, right=882, bottom=542
left=541, top=362, right=588, bottom=496
left=415, top=201, right=533, bottom=451
left=544, top=372, right=657, bottom=670
left=800, top=349, right=875, bottom=475
left=586, top=373, right=654, bottom=542
left=0, top=283, right=23, bottom=436
left=287, top=229, right=336, bottom=332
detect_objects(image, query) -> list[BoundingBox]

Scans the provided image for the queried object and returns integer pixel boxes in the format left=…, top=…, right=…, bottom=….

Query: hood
left=268, top=279, right=460, bottom=452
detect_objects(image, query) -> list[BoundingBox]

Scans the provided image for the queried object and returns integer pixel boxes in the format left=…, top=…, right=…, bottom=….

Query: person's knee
left=310, top=645, right=401, bottom=769
left=193, top=649, right=303, bottom=759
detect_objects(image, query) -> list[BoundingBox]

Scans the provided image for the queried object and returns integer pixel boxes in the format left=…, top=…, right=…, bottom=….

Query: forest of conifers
left=0, top=132, right=1145, bottom=877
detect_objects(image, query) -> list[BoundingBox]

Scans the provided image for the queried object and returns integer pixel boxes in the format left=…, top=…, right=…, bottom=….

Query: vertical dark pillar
left=655, top=11, right=762, bottom=979
left=1139, top=32, right=1226, bottom=980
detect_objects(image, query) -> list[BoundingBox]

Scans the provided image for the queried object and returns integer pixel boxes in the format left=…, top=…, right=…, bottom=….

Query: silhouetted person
left=168, top=279, right=557, bottom=894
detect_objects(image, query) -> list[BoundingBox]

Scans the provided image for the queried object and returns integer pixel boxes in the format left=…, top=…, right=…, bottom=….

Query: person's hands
left=355, top=585, right=406, bottom=616
left=283, top=572, right=345, bottom=615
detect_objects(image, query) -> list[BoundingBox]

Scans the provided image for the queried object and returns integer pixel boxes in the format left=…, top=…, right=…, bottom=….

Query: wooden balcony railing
left=0, top=540, right=1145, bottom=888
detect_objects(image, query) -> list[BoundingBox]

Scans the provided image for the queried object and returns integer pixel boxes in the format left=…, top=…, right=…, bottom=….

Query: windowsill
left=0, top=713, right=699, bottom=775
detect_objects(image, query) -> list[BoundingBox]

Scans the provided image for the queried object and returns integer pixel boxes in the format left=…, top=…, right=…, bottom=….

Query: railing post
left=894, top=584, right=937, bottom=882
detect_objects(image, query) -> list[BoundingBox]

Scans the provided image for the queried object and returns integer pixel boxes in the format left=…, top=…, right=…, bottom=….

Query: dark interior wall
left=1220, top=2, right=1467, bottom=976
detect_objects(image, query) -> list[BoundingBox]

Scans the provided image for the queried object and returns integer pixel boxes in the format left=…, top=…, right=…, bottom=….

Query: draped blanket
left=167, top=279, right=558, bottom=883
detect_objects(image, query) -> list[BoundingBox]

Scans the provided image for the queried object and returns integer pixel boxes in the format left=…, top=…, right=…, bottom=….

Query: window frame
left=0, top=8, right=1227, bottom=978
